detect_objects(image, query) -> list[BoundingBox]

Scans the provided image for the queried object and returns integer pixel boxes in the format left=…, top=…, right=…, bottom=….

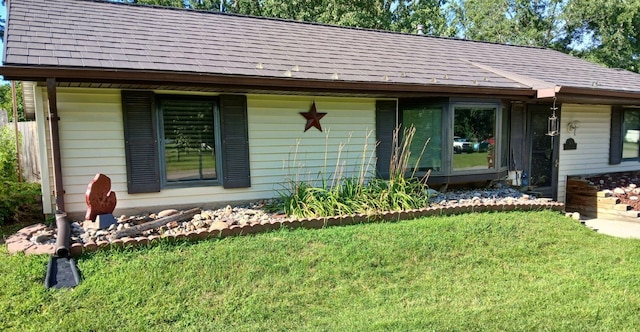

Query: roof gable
left=3, top=0, right=640, bottom=97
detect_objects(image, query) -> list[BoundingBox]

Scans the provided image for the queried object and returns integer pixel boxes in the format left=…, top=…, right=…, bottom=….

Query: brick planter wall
left=7, top=201, right=566, bottom=256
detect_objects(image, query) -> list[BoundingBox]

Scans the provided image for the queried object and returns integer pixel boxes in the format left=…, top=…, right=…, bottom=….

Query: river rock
left=209, top=220, right=229, bottom=230
left=158, top=209, right=178, bottom=218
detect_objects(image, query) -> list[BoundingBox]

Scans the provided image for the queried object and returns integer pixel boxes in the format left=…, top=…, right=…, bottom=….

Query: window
left=403, top=106, right=443, bottom=172
left=453, top=106, right=497, bottom=171
left=622, top=109, right=640, bottom=160
left=385, top=98, right=506, bottom=182
left=159, top=98, right=219, bottom=184
left=121, top=91, right=250, bottom=194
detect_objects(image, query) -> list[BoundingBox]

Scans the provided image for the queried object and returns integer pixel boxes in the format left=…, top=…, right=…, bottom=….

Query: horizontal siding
left=49, top=88, right=377, bottom=215
left=247, top=95, right=377, bottom=195
left=558, top=104, right=640, bottom=202
left=55, top=88, right=128, bottom=213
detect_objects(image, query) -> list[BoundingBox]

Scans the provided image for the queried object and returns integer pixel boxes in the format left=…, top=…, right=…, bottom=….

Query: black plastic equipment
left=45, top=213, right=81, bottom=289
left=45, top=256, right=81, bottom=289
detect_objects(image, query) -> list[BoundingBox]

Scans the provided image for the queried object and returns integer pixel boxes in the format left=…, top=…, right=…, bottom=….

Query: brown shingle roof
left=3, top=0, right=640, bottom=96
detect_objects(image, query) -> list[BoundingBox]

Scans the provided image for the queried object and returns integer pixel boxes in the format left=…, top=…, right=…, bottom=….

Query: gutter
left=537, top=85, right=640, bottom=104
left=0, top=65, right=537, bottom=98
left=536, top=86, right=561, bottom=99
left=468, top=60, right=640, bottom=104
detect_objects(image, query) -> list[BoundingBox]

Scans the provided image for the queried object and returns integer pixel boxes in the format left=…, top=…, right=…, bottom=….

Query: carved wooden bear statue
left=85, top=173, right=117, bottom=221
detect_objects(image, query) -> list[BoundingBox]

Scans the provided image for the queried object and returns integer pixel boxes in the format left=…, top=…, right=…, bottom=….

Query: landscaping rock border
left=6, top=198, right=565, bottom=256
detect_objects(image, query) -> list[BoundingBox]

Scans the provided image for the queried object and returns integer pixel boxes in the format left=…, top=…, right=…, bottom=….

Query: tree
left=563, top=0, right=640, bottom=72
left=0, top=83, right=25, bottom=122
left=394, top=0, right=456, bottom=36
left=451, top=0, right=565, bottom=48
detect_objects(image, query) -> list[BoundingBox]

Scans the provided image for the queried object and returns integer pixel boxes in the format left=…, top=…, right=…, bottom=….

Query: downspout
left=46, top=78, right=65, bottom=213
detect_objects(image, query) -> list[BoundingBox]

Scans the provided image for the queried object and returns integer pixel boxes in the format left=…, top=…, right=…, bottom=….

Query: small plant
left=275, top=125, right=432, bottom=218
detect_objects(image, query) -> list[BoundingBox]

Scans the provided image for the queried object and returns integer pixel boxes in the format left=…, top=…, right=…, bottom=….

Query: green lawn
left=2, top=210, right=640, bottom=331
left=453, top=151, right=492, bottom=170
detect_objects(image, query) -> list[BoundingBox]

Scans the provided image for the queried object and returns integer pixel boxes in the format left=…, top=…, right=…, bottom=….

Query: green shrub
left=0, top=181, right=42, bottom=225
left=0, top=126, right=42, bottom=225
left=0, top=126, right=19, bottom=181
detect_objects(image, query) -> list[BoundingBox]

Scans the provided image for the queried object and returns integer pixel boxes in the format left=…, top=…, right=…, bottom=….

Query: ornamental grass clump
left=276, top=126, right=432, bottom=218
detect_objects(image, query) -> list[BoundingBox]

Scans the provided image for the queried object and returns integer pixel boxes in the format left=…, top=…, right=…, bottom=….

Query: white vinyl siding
left=558, top=104, right=640, bottom=202
left=39, top=88, right=377, bottom=216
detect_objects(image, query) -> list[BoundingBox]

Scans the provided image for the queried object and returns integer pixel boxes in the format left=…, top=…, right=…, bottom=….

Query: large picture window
left=453, top=106, right=497, bottom=171
left=391, top=99, right=505, bottom=183
left=159, top=98, right=218, bottom=183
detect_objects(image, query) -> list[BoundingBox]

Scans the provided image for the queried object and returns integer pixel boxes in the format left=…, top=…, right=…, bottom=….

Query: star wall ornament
left=299, top=101, right=327, bottom=132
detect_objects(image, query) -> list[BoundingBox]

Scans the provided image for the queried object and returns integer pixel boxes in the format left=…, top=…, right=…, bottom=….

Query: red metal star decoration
left=299, top=101, right=327, bottom=132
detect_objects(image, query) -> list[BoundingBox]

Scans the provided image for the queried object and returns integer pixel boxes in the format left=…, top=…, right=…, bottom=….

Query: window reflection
left=161, top=100, right=217, bottom=182
left=453, top=107, right=497, bottom=171
left=623, top=110, right=640, bottom=160
left=403, top=106, right=442, bottom=172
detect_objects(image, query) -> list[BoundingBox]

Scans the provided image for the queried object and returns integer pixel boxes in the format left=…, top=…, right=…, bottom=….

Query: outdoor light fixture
left=547, top=97, right=559, bottom=137
left=567, top=120, right=581, bottom=135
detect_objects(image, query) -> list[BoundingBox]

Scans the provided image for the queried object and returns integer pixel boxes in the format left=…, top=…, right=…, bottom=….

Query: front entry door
left=528, top=105, right=560, bottom=200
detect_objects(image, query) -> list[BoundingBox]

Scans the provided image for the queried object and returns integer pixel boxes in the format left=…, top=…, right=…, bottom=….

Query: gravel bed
left=27, top=188, right=555, bottom=247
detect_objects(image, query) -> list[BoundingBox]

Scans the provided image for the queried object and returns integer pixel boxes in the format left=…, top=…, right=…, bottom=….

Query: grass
left=2, top=210, right=640, bottom=331
left=453, top=151, right=492, bottom=169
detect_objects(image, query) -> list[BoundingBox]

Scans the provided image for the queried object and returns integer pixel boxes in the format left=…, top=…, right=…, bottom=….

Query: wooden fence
left=1, top=110, right=41, bottom=183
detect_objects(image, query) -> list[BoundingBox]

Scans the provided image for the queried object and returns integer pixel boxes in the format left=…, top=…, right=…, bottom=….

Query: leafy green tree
left=451, top=0, right=565, bottom=48
left=394, top=0, right=455, bottom=36
left=563, top=0, right=640, bottom=72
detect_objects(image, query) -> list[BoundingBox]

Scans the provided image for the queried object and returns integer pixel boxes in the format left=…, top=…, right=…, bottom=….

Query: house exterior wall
left=558, top=104, right=640, bottom=202
left=38, top=87, right=378, bottom=216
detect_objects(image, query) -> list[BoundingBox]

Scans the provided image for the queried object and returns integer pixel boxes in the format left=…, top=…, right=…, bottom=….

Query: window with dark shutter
left=220, top=95, right=251, bottom=188
left=121, top=90, right=161, bottom=194
left=376, top=100, right=397, bottom=179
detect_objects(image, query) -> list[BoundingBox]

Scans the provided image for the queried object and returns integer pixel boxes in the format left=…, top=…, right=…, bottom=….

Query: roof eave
left=536, top=85, right=640, bottom=105
left=0, top=65, right=537, bottom=98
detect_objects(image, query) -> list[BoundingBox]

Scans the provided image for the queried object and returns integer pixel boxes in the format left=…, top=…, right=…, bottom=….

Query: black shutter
left=610, top=106, right=623, bottom=165
left=220, top=95, right=251, bottom=188
left=376, top=100, right=397, bottom=179
left=121, top=90, right=160, bottom=194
